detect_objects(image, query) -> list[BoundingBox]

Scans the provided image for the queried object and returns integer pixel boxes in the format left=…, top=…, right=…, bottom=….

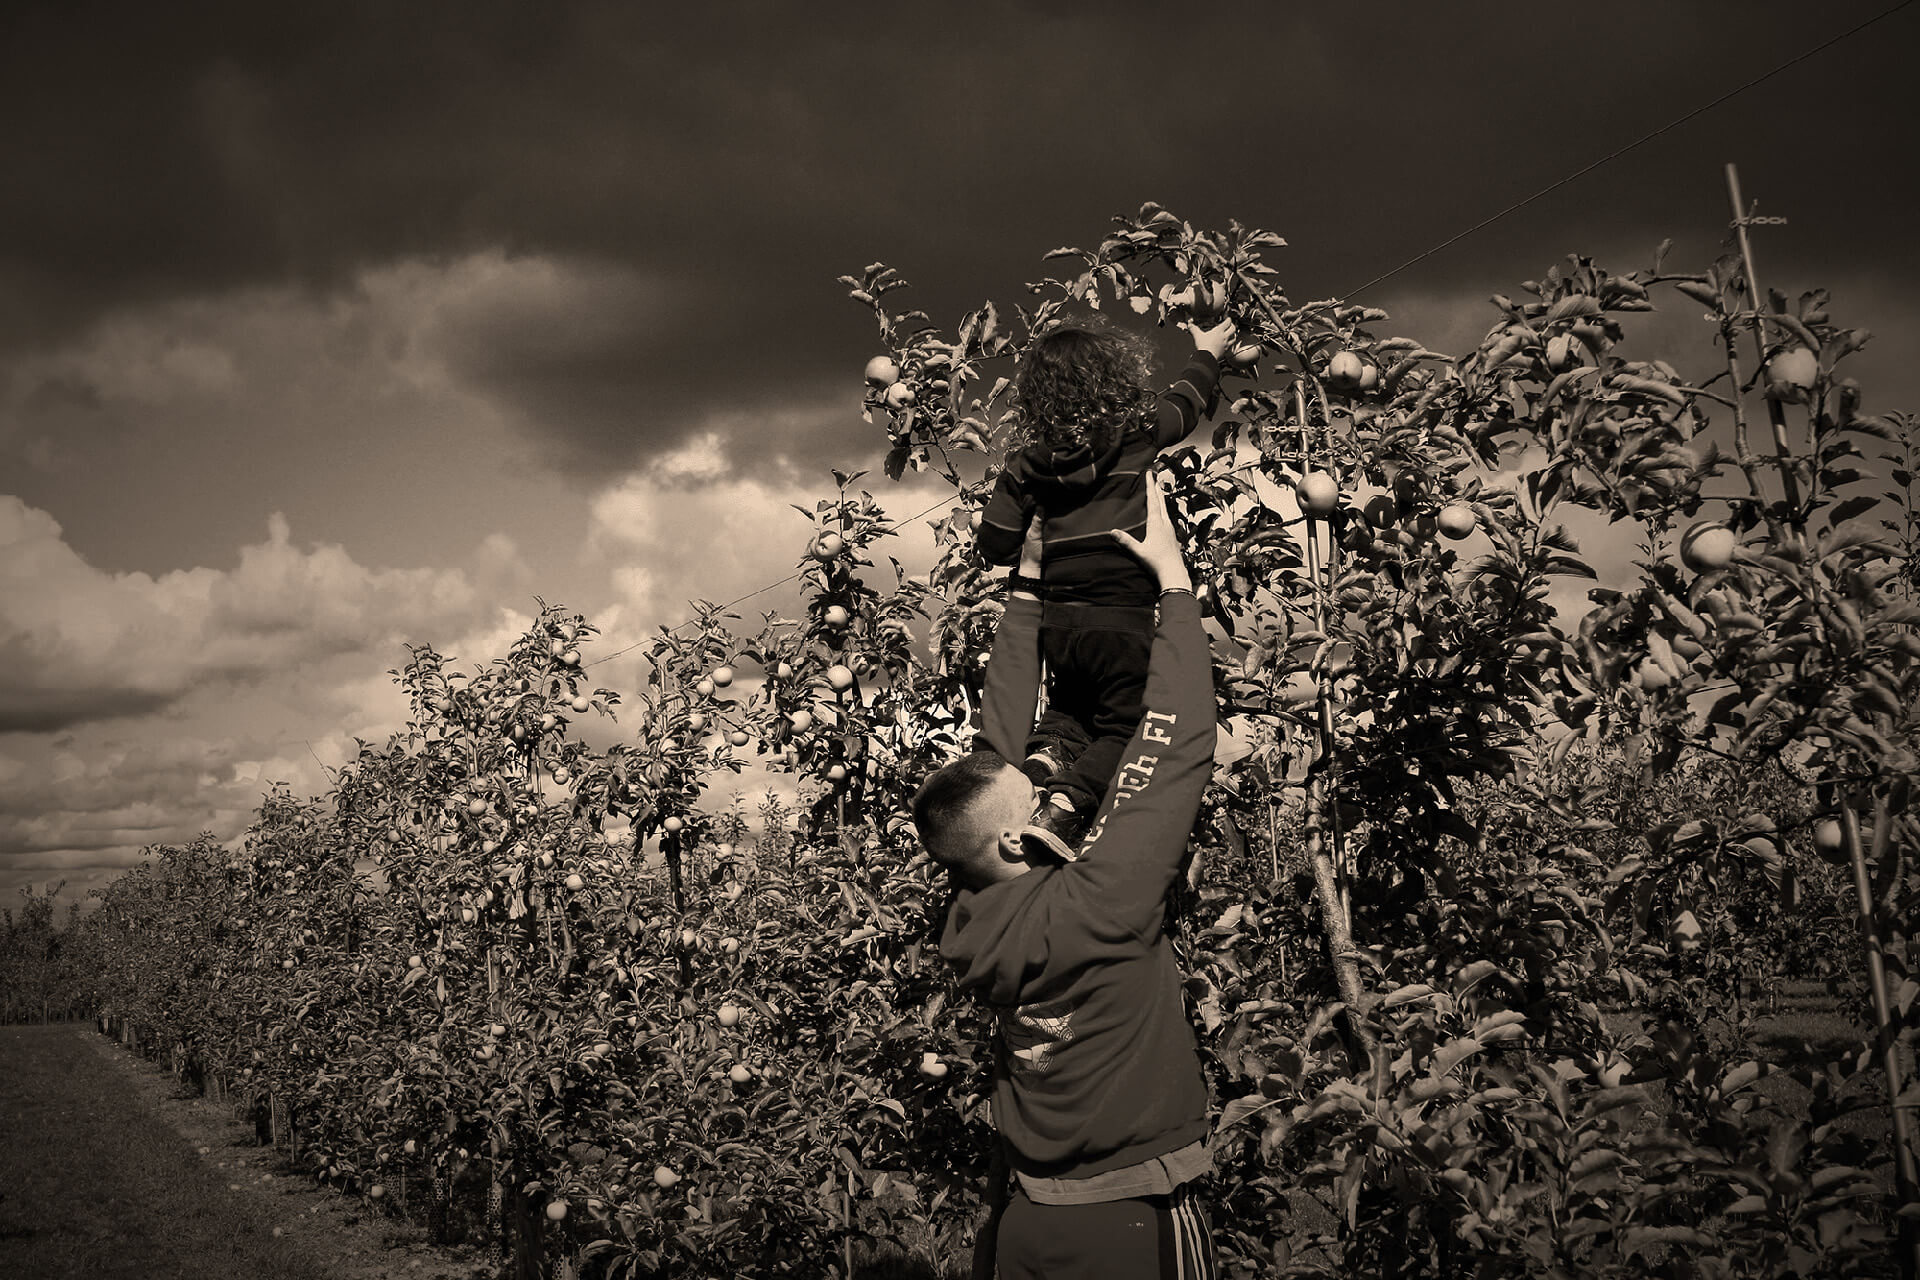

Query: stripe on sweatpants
left=1166, top=1184, right=1215, bottom=1280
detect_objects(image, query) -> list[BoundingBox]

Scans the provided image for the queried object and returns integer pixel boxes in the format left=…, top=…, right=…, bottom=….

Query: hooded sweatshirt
left=940, top=589, right=1216, bottom=1182
left=977, top=353, right=1221, bottom=606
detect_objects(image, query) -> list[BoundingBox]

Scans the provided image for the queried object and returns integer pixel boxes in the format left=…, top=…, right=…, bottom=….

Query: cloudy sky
left=4, top=0, right=1917, bottom=911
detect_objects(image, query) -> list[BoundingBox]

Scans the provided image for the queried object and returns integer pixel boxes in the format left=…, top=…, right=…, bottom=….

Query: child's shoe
left=1029, top=790, right=1090, bottom=852
left=1020, top=749, right=1061, bottom=788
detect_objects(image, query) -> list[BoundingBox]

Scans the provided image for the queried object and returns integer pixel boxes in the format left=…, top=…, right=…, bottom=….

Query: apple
left=720, top=936, right=739, bottom=954
left=571, top=695, right=591, bottom=713
left=680, top=928, right=699, bottom=948
left=918, top=1053, right=949, bottom=1079
left=549, top=640, right=566, bottom=659
left=789, top=710, right=814, bottom=734
left=813, top=532, right=845, bottom=560
left=663, top=815, right=684, bottom=833
left=1228, top=342, right=1262, bottom=368
left=489, top=1024, right=506, bottom=1037
left=729, top=1063, right=753, bottom=1085
left=694, top=678, right=715, bottom=699
left=403, top=1139, right=417, bottom=1155
left=282, top=957, right=295, bottom=969
left=1813, top=819, right=1846, bottom=865
left=710, top=665, right=734, bottom=687
left=540, top=712, right=558, bottom=732
left=408, top=954, right=424, bottom=969
left=717, top=1003, right=742, bottom=1028
left=1325, top=350, right=1364, bottom=390
left=715, top=842, right=734, bottom=858
left=1764, top=347, right=1818, bottom=402
left=864, top=356, right=899, bottom=388
left=823, top=605, right=850, bottom=628
left=1355, top=363, right=1381, bottom=393
left=561, top=649, right=581, bottom=667
left=884, top=382, right=916, bottom=409
left=826, top=763, right=848, bottom=783
left=510, top=723, right=528, bottom=743
left=461, top=907, right=477, bottom=923
left=1361, top=494, right=1398, bottom=529
left=775, top=661, right=793, bottom=680
left=477, top=1043, right=495, bottom=1060
left=1295, top=472, right=1340, bottom=519
left=467, top=797, right=488, bottom=816
left=368, top=1184, right=385, bottom=1200
left=546, top=1200, right=568, bottom=1222
left=1545, top=334, right=1577, bottom=372
left=653, top=1165, right=680, bottom=1189
left=551, top=767, right=570, bottom=785
left=565, top=873, right=585, bottom=891
left=686, top=711, right=707, bottom=732
left=538, top=851, right=554, bottom=869
left=728, top=729, right=750, bottom=747
left=1436, top=504, right=1476, bottom=540
left=1680, top=523, right=1736, bottom=573
left=825, top=663, right=855, bottom=691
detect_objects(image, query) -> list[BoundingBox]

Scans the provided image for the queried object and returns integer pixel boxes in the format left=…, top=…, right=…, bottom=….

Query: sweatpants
left=995, top=1181, right=1216, bottom=1280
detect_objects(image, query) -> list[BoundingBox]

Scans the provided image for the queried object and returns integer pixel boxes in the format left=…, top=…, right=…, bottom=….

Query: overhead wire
left=1344, top=0, right=1915, bottom=298
left=590, top=0, right=1913, bottom=668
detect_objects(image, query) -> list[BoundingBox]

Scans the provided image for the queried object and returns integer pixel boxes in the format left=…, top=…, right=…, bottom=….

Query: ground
left=0, top=1023, right=494, bottom=1280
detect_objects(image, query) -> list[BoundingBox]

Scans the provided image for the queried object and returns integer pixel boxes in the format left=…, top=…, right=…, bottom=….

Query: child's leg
left=1041, top=608, right=1154, bottom=816
left=1024, top=706, right=1092, bottom=787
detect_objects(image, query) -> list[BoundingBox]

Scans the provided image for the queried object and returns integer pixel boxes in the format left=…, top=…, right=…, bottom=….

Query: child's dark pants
left=1031, top=600, right=1156, bottom=813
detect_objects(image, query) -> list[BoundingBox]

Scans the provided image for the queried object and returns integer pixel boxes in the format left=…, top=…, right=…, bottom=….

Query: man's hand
left=1109, top=477, right=1191, bottom=594
left=1187, top=316, right=1236, bottom=361
left=1018, top=513, right=1043, bottom=580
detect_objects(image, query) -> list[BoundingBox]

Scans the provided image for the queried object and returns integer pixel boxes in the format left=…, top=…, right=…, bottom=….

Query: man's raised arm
left=1063, top=481, right=1216, bottom=935
left=973, top=520, right=1046, bottom=763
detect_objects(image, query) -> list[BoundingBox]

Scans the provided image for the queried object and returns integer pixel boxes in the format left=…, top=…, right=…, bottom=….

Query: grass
left=0, top=1023, right=344, bottom=1280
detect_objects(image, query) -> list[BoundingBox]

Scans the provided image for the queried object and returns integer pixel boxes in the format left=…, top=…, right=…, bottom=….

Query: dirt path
left=0, top=1023, right=495, bottom=1280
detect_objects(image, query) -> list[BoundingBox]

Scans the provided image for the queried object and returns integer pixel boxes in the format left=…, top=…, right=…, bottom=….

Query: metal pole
left=1724, top=163, right=1804, bottom=514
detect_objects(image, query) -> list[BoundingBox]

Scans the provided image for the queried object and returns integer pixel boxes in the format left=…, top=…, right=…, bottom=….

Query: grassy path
left=0, top=1024, right=488, bottom=1280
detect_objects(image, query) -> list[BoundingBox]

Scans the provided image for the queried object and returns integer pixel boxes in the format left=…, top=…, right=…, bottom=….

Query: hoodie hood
left=1019, top=429, right=1129, bottom=497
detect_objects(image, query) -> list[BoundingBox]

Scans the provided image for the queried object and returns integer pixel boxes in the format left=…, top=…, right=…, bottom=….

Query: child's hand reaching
left=1186, top=316, right=1237, bottom=361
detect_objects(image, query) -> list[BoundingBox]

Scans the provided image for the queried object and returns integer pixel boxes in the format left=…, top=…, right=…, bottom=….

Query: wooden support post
left=1724, top=163, right=1804, bottom=513
left=1838, top=796, right=1920, bottom=1280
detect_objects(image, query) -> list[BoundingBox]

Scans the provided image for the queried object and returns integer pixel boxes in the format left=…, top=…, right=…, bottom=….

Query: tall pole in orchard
left=1731, top=164, right=1918, bottom=1275
left=1724, top=164, right=1803, bottom=514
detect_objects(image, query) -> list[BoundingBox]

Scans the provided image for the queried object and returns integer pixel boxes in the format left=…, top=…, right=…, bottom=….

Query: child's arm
left=975, top=464, right=1036, bottom=566
left=1149, top=317, right=1236, bottom=450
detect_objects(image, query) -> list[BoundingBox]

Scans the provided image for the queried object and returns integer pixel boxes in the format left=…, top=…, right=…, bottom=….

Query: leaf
left=1380, top=983, right=1435, bottom=1009
left=1429, top=1036, right=1482, bottom=1078
left=1219, top=1093, right=1276, bottom=1130
left=1724, top=1195, right=1769, bottom=1216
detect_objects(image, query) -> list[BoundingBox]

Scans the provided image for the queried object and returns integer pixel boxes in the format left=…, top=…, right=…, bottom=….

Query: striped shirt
left=978, top=353, right=1221, bottom=606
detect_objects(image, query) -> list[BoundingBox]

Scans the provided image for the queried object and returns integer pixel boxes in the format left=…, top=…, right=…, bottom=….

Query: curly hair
left=1009, top=322, right=1156, bottom=456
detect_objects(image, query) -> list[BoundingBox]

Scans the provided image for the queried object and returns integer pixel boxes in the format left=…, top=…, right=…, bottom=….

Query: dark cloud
left=0, top=685, right=177, bottom=734
left=1, top=0, right=1914, bottom=479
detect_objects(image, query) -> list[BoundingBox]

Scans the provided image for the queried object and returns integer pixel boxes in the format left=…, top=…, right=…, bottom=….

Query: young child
left=975, top=314, right=1235, bottom=855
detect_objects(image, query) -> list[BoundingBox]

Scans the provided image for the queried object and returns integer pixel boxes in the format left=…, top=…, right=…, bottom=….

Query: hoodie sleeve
left=976, top=465, right=1035, bottom=567
left=1150, top=352, right=1223, bottom=451
left=1062, top=590, right=1215, bottom=937
left=974, top=594, right=1043, bottom=764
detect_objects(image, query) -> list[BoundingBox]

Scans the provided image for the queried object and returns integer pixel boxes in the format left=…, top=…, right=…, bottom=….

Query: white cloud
left=0, top=496, right=494, bottom=732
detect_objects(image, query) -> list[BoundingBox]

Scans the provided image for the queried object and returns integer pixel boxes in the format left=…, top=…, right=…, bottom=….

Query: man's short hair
left=911, top=750, right=1009, bottom=874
